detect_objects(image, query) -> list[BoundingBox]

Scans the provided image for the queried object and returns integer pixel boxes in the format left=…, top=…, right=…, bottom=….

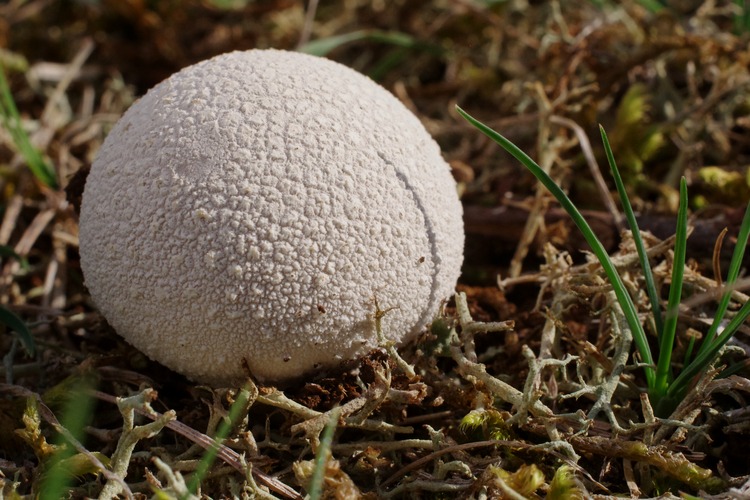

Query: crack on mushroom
left=377, top=151, right=440, bottom=334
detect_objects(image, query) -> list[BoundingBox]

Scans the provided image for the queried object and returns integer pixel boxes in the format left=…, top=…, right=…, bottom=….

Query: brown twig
left=89, top=390, right=303, bottom=500
left=550, top=114, right=624, bottom=231
left=296, top=0, right=319, bottom=48
left=0, top=194, right=23, bottom=246
left=381, top=439, right=527, bottom=488
left=712, top=227, right=728, bottom=286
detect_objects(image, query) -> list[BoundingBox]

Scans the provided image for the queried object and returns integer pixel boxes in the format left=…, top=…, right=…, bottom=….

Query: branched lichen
left=454, top=290, right=514, bottom=362
left=450, top=343, right=554, bottom=421
left=240, top=456, right=278, bottom=500
left=449, top=292, right=575, bottom=450
left=374, top=296, right=416, bottom=379
left=537, top=244, right=576, bottom=358
left=433, top=459, right=473, bottom=480
left=150, top=457, right=197, bottom=499
left=293, top=407, right=362, bottom=500
left=515, top=344, right=576, bottom=427
left=652, top=366, right=722, bottom=444
left=561, top=293, right=632, bottom=433
left=290, top=365, right=398, bottom=449
left=259, top=380, right=411, bottom=441
left=98, top=388, right=176, bottom=500
left=346, top=363, right=391, bottom=426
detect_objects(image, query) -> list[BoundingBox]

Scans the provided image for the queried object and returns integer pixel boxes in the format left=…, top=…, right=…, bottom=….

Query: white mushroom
left=79, top=49, right=464, bottom=385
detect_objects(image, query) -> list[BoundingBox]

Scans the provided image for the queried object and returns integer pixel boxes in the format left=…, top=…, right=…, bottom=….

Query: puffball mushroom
left=79, top=49, right=464, bottom=386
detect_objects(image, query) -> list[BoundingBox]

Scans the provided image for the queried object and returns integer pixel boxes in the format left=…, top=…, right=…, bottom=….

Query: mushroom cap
left=79, top=49, right=463, bottom=385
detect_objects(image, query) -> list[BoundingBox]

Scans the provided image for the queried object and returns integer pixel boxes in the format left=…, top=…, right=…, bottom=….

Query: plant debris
left=1, top=1, right=749, bottom=498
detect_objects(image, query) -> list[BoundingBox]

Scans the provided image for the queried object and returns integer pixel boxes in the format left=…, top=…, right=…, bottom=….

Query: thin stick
left=297, top=0, right=320, bottom=48
left=0, top=383, right=134, bottom=499
left=90, top=390, right=303, bottom=500
left=551, top=115, right=624, bottom=231
left=712, top=227, right=728, bottom=287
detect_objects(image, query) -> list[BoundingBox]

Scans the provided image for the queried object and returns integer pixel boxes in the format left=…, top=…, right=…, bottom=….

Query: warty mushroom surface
left=79, top=49, right=464, bottom=385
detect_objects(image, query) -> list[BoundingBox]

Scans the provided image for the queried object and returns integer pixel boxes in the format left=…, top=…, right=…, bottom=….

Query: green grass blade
left=185, top=384, right=254, bottom=497
left=652, top=177, right=689, bottom=397
left=735, top=0, right=750, bottom=33
left=298, top=30, right=439, bottom=57
left=600, top=125, right=664, bottom=335
left=308, top=407, right=341, bottom=500
left=0, top=64, right=58, bottom=189
left=696, top=202, right=750, bottom=359
left=0, top=245, right=22, bottom=262
left=636, top=0, right=667, bottom=12
left=0, top=305, right=35, bottom=356
left=683, top=334, right=696, bottom=366
left=39, top=378, right=96, bottom=500
left=718, top=359, right=749, bottom=379
left=456, top=105, right=655, bottom=386
left=0, top=244, right=29, bottom=270
left=668, top=201, right=750, bottom=397
left=668, top=297, right=750, bottom=399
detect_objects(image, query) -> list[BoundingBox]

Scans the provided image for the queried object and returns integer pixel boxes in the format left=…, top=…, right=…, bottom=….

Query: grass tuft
left=0, top=64, right=57, bottom=189
left=457, top=105, right=750, bottom=417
